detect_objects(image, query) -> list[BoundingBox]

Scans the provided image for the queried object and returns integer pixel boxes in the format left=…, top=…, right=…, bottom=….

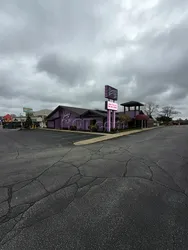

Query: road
left=0, top=126, right=188, bottom=249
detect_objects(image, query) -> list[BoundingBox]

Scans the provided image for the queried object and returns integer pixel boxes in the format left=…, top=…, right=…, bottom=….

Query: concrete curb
left=74, top=127, right=161, bottom=145
left=39, top=128, right=106, bottom=136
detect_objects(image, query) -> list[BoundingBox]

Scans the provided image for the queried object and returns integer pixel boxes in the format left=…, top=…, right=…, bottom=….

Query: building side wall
left=147, top=119, right=154, bottom=128
left=47, top=120, right=54, bottom=128
left=47, top=106, right=105, bottom=131
left=54, top=118, right=61, bottom=129
left=49, top=110, right=60, bottom=120
left=60, top=108, right=104, bottom=131
left=124, top=110, right=140, bottom=118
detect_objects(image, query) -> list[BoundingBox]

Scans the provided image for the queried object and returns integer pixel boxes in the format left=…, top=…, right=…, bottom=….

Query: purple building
left=120, top=101, right=154, bottom=128
left=46, top=105, right=111, bottom=131
left=46, top=102, right=154, bottom=131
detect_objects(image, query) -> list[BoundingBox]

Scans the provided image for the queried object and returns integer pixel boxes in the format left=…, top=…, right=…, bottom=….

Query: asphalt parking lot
left=1, top=126, right=188, bottom=249
left=0, top=129, right=103, bottom=153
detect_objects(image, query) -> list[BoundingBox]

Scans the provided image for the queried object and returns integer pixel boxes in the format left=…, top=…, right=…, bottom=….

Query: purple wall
left=125, top=110, right=139, bottom=118
left=55, top=119, right=60, bottom=129
left=47, top=109, right=60, bottom=129
left=50, top=111, right=59, bottom=120
left=47, top=107, right=104, bottom=131
left=60, top=108, right=104, bottom=131
left=61, top=109, right=77, bottom=129
left=47, top=120, right=54, bottom=128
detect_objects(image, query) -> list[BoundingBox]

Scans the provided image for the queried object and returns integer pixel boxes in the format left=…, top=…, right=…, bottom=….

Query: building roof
left=62, top=106, right=88, bottom=115
left=47, top=105, right=126, bottom=120
left=135, top=114, right=149, bottom=120
left=80, top=109, right=107, bottom=118
left=33, top=109, right=52, bottom=117
left=120, top=101, right=144, bottom=107
left=47, top=105, right=88, bottom=119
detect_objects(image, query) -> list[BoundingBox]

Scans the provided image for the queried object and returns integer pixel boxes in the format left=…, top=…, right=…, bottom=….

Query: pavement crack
left=122, top=158, right=132, bottom=177
left=1, top=186, right=14, bottom=221
left=61, top=161, right=83, bottom=177
left=36, top=180, right=50, bottom=194
left=1, top=185, right=79, bottom=246
left=141, top=159, right=154, bottom=181
left=8, top=186, right=12, bottom=208
left=153, top=180, right=188, bottom=203
left=0, top=212, right=24, bottom=245
left=154, top=160, right=187, bottom=196
left=15, top=148, right=20, bottom=159
left=125, top=176, right=153, bottom=181
left=10, top=148, right=75, bottom=195
left=12, top=180, right=34, bottom=193
left=175, top=152, right=188, bottom=163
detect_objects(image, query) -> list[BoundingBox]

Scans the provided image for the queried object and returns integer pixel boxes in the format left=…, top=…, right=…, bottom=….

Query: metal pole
left=112, top=110, right=115, bottom=129
left=107, top=109, right=111, bottom=132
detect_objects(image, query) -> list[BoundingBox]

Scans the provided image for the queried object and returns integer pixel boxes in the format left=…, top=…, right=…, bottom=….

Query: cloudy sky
left=0, top=0, right=188, bottom=117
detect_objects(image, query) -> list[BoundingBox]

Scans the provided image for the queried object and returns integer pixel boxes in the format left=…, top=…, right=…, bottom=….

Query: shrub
left=70, top=125, right=77, bottom=130
left=24, top=113, right=32, bottom=129
left=111, top=128, right=118, bottom=133
left=90, top=124, right=98, bottom=132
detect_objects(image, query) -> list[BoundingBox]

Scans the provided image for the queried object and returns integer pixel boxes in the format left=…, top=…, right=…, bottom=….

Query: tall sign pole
left=112, top=109, right=116, bottom=129
left=107, top=109, right=111, bottom=132
left=105, top=85, right=118, bottom=132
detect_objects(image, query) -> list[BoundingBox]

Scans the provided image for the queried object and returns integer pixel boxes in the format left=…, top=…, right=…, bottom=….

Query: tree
left=160, top=106, right=180, bottom=118
left=24, top=113, right=32, bottom=129
left=144, top=102, right=159, bottom=117
left=119, top=114, right=131, bottom=128
left=157, top=106, right=180, bottom=125
left=156, top=115, right=172, bottom=124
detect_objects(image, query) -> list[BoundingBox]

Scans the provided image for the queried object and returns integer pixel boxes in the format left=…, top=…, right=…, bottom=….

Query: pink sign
left=106, top=101, right=118, bottom=111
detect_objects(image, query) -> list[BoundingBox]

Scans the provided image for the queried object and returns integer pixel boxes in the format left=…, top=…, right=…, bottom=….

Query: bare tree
left=160, top=106, right=180, bottom=118
left=144, top=102, right=159, bottom=117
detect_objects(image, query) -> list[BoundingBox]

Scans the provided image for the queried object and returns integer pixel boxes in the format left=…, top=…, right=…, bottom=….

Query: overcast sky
left=0, top=0, right=188, bottom=117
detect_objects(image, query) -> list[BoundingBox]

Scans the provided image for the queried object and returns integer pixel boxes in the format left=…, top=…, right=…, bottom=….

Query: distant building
left=32, top=109, right=52, bottom=127
left=2, top=109, right=52, bottom=129
left=33, top=109, right=52, bottom=117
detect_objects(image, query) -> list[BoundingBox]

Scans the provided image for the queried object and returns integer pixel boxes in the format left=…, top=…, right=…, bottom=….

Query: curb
left=39, top=128, right=106, bottom=136
left=74, top=127, right=161, bottom=145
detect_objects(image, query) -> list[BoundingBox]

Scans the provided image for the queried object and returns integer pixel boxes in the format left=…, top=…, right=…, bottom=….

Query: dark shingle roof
left=60, top=105, right=87, bottom=115
left=120, top=101, right=144, bottom=107
left=80, top=109, right=107, bottom=118
left=47, top=105, right=123, bottom=120
left=47, top=105, right=88, bottom=119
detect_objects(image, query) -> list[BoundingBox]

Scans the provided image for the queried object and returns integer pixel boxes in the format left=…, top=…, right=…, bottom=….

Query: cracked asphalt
left=0, top=126, right=188, bottom=250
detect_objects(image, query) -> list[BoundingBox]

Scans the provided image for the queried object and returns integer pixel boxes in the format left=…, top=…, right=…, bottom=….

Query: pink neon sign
left=106, top=101, right=118, bottom=111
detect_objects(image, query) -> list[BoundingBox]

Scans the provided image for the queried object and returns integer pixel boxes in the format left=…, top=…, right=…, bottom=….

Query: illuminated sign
left=105, top=101, right=118, bottom=111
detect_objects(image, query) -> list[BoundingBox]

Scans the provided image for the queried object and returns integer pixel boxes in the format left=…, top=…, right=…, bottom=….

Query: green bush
left=110, top=128, right=118, bottom=133
left=70, top=125, right=77, bottom=130
left=90, top=124, right=98, bottom=132
left=24, top=114, right=32, bottom=129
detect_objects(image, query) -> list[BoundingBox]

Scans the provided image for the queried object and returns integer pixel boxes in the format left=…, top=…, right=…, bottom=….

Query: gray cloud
left=36, top=53, right=94, bottom=86
left=0, top=0, right=188, bottom=117
left=109, top=11, right=188, bottom=105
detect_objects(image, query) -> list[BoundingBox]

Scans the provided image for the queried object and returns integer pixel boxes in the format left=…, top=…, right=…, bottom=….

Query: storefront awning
left=135, top=114, right=149, bottom=120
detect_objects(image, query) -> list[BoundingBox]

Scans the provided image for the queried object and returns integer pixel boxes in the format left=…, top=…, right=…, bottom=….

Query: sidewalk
left=74, top=127, right=160, bottom=145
